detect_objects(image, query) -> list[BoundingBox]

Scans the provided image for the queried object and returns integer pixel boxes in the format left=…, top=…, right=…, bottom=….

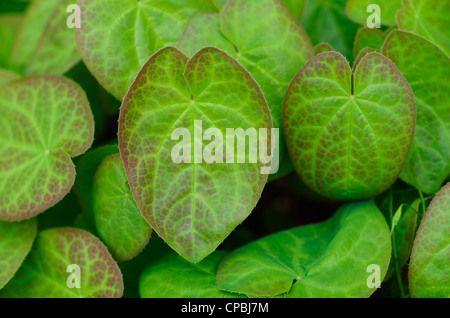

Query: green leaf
left=74, top=144, right=120, bottom=227
left=0, top=13, right=22, bottom=70
left=397, top=0, right=450, bottom=55
left=0, top=68, right=20, bottom=87
left=301, top=0, right=360, bottom=61
left=93, top=154, right=152, bottom=262
left=178, top=0, right=314, bottom=179
left=353, top=26, right=393, bottom=58
left=283, top=51, right=416, bottom=200
left=314, top=43, right=334, bottom=55
left=0, top=218, right=37, bottom=289
left=346, top=0, right=402, bottom=26
left=10, top=0, right=80, bottom=75
left=140, top=251, right=243, bottom=298
left=281, top=0, right=306, bottom=21
left=382, top=30, right=450, bottom=194
left=0, top=76, right=94, bottom=221
left=119, top=47, right=272, bottom=263
left=409, top=183, right=450, bottom=298
left=217, top=200, right=391, bottom=297
left=0, top=227, right=123, bottom=298
left=76, top=0, right=217, bottom=100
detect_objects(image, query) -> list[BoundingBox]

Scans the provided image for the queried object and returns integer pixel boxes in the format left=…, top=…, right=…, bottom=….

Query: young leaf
left=397, top=0, right=450, bottom=55
left=409, top=183, right=450, bottom=298
left=140, top=251, right=244, bottom=298
left=93, top=154, right=152, bottom=262
left=76, top=0, right=218, bottom=100
left=0, top=218, right=37, bottom=289
left=353, top=27, right=393, bottom=58
left=314, top=43, right=334, bottom=55
left=0, top=76, right=94, bottom=221
left=74, top=144, right=120, bottom=227
left=301, top=0, right=360, bottom=61
left=217, top=200, right=391, bottom=297
left=178, top=0, right=314, bottom=179
left=119, top=47, right=272, bottom=263
left=0, top=228, right=123, bottom=298
left=346, top=0, right=402, bottom=26
left=382, top=30, right=450, bottom=194
left=283, top=51, right=415, bottom=200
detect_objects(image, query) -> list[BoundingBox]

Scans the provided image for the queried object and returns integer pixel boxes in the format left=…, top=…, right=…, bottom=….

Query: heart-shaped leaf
left=0, top=218, right=37, bottom=289
left=397, top=0, right=450, bottom=55
left=409, top=183, right=450, bottom=298
left=76, top=0, right=218, bottom=100
left=93, top=154, right=152, bottom=262
left=217, top=200, right=391, bottom=297
left=301, top=0, right=360, bottom=61
left=382, top=30, right=450, bottom=194
left=0, top=227, right=124, bottom=298
left=178, top=0, right=314, bottom=178
left=346, top=0, right=402, bottom=27
left=119, top=46, right=272, bottom=263
left=283, top=51, right=415, bottom=200
left=11, top=0, right=80, bottom=75
left=0, top=76, right=94, bottom=221
left=281, top=0, right=306, bottom=21
left=140, top=251, right=243, bottom=298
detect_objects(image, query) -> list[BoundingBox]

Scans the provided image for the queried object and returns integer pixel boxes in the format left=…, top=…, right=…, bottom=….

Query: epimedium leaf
left=74, top=144, right=120, bottom=228
left=93, top=154, right=152, bottom=262
left=139, top=251, right=244, bottom=298
left=217, top=200, right=392, bottom=297
left=283, top=51, right=416, bottom=200
left=301, top=0, right=360, bottom=61
left=119, top=46, right=273, bottom=263
left=353, top=26, right=393, bottom=58
left=397, top=0, right=450, bottom=56
left=0, top=13, right=22, bottom=70
left=178, top=0, right=314, bottom=179
left=0, top=68, right=20, bottom=87
left=382, top=30, right=450, bottom=194
left=346, top=0, right=402, bottom=27
left=0, top=218, right=37, bottom=289
left=314, top=43, right=334, bottom=55
left=0, top=76, right=94, bottom=221
left=409, top=183, right=450, bottom=298
left=0, top=227, right=124, bottom=298
left=76, top=0, right=218, bottom=101
left=281, top=0, right=306, bottom=21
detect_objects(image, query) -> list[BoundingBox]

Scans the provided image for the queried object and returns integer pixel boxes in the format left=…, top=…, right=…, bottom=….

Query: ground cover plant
left=0, top=0, right=448, bottom=299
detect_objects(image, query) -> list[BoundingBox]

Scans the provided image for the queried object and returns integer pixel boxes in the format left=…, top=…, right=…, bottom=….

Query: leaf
left=25, top=0, right=81, bottom=76
left=217, top=200, right=392, bottom=297
left=0, top=13, right=22, bottom=70
left=382, top=30, right=450, bottom=194
left=346, top=0, right=402, bottom=26
left=93, top=154, right=152, bottom=262
left=74, top=144, right=120, bottom=227
left=314, top=43, right=334, bottom=55
left=119, top=46, right=272, bottom=263
left=0, top=218, right=37, bottom=289
left=301, top=0, right=360, bottom=61
left=397, top=0, right=450, bottom=55
left=140, top=251, right=243, bottom=298
left=76, top=0, right=217, bottom=100
left=0, top=69, right=20, bottom=87
left=409, top=183, right=450, bottom=298
left=283, top=51, right=416, bottom=200
left=281, top=0, right=306, bottom=21
left=0, top=227, right=124, bottom=298
left=178, top=0, right=314, bottom=178
left=353, top=26, right=393, bottom=58
left=0, top=76, right=94, bottom=221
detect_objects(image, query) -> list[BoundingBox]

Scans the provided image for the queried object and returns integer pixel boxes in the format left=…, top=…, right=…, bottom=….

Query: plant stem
left=418, top=190, right=427, bottom=216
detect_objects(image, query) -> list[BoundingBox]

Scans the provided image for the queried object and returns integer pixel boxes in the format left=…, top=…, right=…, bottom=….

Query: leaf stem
left=418, top=190, right=427, bottom=216
left=390, top=187, right=406, bottom=298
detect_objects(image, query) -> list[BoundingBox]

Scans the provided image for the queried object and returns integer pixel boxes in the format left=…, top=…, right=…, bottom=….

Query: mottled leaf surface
left=301, top=0, right=360, bottom=61
left=93, top=154, right=152, bottom=262
left=217, top=200, right=391, bottom=297
left=0, top=76, right=94, bottom=221
left=0, top=218, right=37, bottom=289
left=346, top=0, right=402, bottom=26
left=382, top=30, right=450, bottom=194
left=140, top=251, right=243, bottom=298
left=0, top=228, right=123, bottom=298
left=409, top=183, right=450, bottom=298
left=76, top=0, right=217, bottom=100
left=397, top=0, right=450, bottom=55
left=314, top=43, right=334, bottom=55
left=178, top=0, right=314, bottom=178
left=119, top=47, right=272, bottom=263
left=283, top=51, right=415, bottom=200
